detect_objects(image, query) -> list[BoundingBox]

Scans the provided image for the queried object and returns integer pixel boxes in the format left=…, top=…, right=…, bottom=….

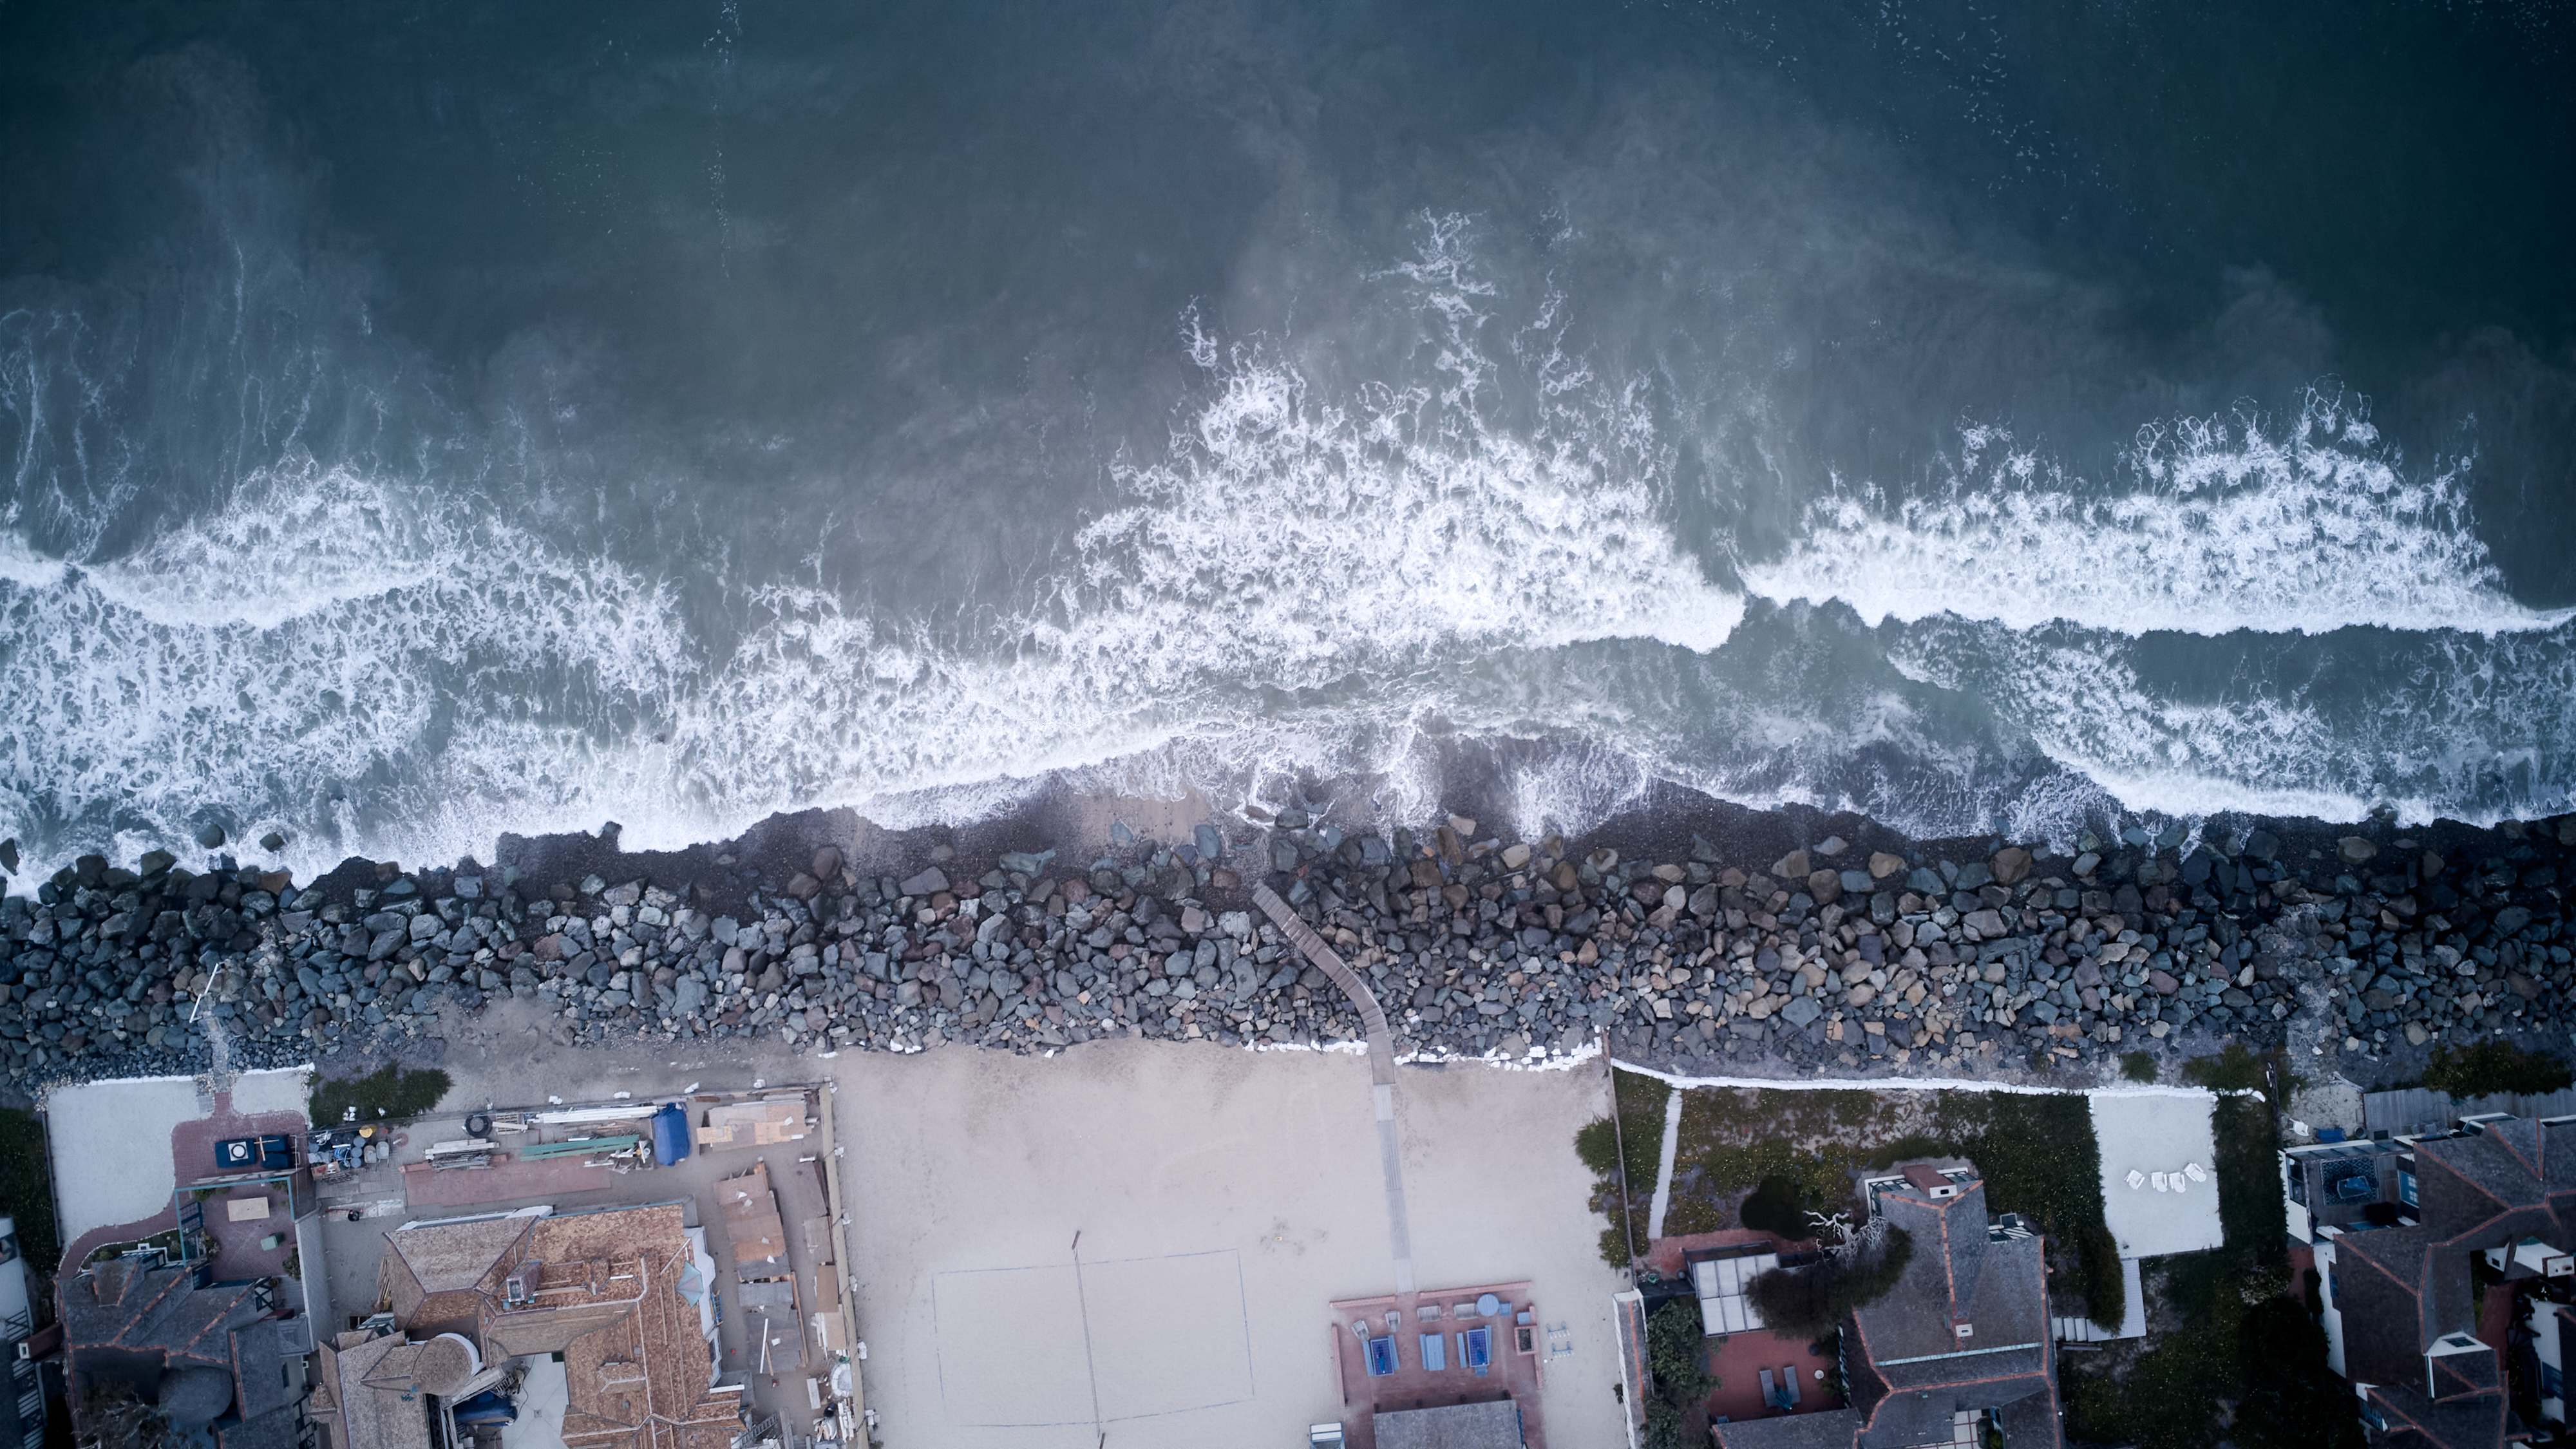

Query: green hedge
left=2077, top=1224, right=2123, bottom=1331
left=0, top=1106, right=58, bottom=1271
left=2423, top=1041, right=2575, bottom=1097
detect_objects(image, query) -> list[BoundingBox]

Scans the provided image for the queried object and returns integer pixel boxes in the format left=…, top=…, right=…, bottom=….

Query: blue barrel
left=651, top=1103, right=690, bottom=1165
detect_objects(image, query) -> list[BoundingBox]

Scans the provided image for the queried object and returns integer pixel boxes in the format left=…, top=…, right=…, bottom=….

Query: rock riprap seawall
left=3, top=810, right=2573, bottom=1095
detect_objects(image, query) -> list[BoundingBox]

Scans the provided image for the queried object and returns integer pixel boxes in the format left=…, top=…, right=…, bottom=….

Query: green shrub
left=1575, top=1117, right=1622, bottom=1177
left=1747, top=1226, right=1915, bottom=1340
left=1646, top=1294, right=1717, bottom=1400
left=2078, top=1224, right=2125, bottom=1330
left=308, top=1063, right=452, bottom=1125
left=2121, top=1050, right=2157, bottom=1083
left=2423, top=1041, right=2575, bottom=1098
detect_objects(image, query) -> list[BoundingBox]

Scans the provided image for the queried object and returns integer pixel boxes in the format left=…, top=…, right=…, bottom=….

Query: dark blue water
left=2, top=0, right=2571, bottom=876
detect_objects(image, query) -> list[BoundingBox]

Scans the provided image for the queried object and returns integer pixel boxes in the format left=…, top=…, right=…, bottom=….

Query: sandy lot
left=399, top=1001, right=1631, bottom=1448
left=2089, top=1090, right=2225, bottom=1258
left=830, top=1042, right=1630, bottom=1449
left=46, top=1066, right=312, bottom=1245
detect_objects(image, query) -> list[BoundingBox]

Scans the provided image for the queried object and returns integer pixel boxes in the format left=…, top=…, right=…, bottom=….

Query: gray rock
left=1780, top=997, right=1822, bottom=1028
left=2338, top=836, right=2378, bottom=864
left=196, top=824, right=225, bottom=849
left=900, top=867, right=949, bottom=897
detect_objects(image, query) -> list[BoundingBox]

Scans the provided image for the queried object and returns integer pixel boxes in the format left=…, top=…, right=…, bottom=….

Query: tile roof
left=308, top=1332, right=437, bottom=1449
left=377, top=1204, right=745, bottom=1449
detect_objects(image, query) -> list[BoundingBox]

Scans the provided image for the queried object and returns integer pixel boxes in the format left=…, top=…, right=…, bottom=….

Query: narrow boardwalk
left=1253, top=884, right=1416, bottom=1293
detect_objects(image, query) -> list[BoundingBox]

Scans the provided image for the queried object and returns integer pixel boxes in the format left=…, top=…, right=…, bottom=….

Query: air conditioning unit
left=504, top=1262, right=539, bottom=1309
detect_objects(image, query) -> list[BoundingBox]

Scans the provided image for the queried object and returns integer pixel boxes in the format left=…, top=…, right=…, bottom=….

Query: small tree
left=1748, top=1224, right=1916, bottom=1340
left=2078, top=1224, right=2125, bottom=1331
left=1647, top=1295, right=1717, bottom=1401
left=1641, top=1295, right=1719, bottom=1446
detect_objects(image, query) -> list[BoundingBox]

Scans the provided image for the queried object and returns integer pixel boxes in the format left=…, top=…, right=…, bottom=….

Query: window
left=2399, top=1171, right=2418, bottom=1207
left=2545, top=1361, right=2565, bottom=1400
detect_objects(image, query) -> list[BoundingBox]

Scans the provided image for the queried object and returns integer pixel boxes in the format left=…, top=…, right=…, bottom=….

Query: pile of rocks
left=1, top=809, right=2571, bottom=1096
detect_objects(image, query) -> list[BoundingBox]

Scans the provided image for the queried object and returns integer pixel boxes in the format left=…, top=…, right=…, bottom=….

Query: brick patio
left=1327, top=1280, right=1544, bottom=1449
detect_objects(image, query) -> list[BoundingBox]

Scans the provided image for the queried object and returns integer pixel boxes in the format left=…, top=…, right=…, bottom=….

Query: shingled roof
left=2323, top=1115, right=2576, bottom=1449
left=59, top=1253, right=301, bottom=1449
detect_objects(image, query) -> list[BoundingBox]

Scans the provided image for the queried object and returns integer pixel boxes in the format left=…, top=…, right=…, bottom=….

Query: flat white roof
left=2089, top=1091, right=2225, bottom=1258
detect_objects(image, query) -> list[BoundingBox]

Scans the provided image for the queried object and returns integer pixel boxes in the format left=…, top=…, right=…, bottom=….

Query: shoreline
left=4, top=770, right=2571, bottom=1108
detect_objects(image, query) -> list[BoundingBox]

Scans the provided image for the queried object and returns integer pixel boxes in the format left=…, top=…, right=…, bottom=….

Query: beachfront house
left=1710, top=1162, right=2061, bottom=1449
left=2287, top=1110, right=2576, bottom=1448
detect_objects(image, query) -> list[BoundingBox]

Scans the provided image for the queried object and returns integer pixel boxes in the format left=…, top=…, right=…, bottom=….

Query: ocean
left=2, top=0, right=2571, bottom=879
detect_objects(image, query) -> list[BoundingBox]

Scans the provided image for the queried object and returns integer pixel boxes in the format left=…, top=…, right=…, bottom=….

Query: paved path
left=1253, top=885, right=1415, bottom=1293
left=1645, top=1086, right=1683, bottom=1241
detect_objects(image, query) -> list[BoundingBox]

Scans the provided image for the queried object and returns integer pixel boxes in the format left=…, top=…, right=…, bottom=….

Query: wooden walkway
left=1254, top=884, right=1416, bottom=1293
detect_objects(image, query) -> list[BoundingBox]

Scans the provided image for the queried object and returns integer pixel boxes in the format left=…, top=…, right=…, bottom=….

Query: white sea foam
left=0, top=462, right=700, bottom=879
left=1888, top=615, right=2576, bottom=829
left=0, top=219, right=1754, bottom=876
left=1743, top=393, right=2562, bottom=638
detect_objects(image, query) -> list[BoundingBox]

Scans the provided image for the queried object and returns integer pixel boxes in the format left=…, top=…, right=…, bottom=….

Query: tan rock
left=1774, top=850, right=1810, bottom=880
left=1990, top=846, right=2032, bottom=885
left=1869, top=851, right=1906, bottom=879
left=1501, top=842, right=1532, bottom=869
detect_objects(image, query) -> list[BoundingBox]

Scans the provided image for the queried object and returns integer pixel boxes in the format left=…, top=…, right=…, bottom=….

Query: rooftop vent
left=504, top=1260, right=539, bottom=1309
